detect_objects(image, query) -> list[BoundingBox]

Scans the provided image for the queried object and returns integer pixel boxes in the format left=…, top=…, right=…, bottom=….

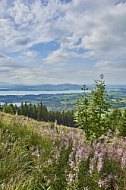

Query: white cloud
left=0, top=0, right=126, bottom=84
left=0, top=0, right=63, bottom=53
left=24, top=50, right=38, bottom=57
left=0, top=53, right=9, bottom=59
left=94, top=59, right=126, bottom=84
left=0, top=53, right=11, bottom=64
left=43, top=48, right=80, bottom=64
left=95, top=60, right=126, bottom=71
left=1, top=0, right=126, bottom=56
left=81, top=2, right=126, bottom=57
left=45, top=0, right=126, bottom=62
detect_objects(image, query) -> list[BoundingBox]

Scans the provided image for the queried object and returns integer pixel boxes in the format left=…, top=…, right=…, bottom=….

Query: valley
left=0, top=85, right=126, bottom=111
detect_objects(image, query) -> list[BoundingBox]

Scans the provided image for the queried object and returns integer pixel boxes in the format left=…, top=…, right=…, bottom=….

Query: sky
left=0, top=0, right=126, bottom=85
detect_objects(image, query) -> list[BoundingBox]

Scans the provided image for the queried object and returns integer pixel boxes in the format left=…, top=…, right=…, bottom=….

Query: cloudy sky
left=0, top=0, right=126, bottom=85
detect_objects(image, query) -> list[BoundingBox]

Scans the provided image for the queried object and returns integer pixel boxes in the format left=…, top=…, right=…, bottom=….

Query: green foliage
left=121, top=109, right=126, bottom=136
left=1, top=101, right=75, bottom=127
left=0, top=115, right=53, bottom=190
left=74, top=74, right=126, bottom=140
left=2, top=103, right=15, bottom=114
left=77, top=153, right=100, bottom=190
left=100, top=155, right=126, bottom=190
left=74, top=75, right=111, bottom=140
left=0, top=112, right=126, bottom=189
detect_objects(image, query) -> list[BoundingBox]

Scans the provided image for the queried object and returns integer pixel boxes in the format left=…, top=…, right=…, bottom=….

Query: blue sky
left=0, top=0, right=126, bottom=85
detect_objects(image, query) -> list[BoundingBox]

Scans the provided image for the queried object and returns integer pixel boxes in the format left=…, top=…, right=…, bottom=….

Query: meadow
left=0, top=112, right=126, bottom=190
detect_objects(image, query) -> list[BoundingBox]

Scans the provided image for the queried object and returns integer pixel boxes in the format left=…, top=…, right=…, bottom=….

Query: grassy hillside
left=0, top=112, right=126, bottom=190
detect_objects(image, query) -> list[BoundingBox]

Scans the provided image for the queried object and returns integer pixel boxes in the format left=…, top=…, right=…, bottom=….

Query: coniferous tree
left=2, top=103, right=14, bottom=114
left=74, top=75, right=111, bottom=140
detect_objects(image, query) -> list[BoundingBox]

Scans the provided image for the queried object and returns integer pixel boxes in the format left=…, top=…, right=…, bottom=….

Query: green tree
left=37, top=102, right=48, bottom=121
left=74, top=74, right=111, bottom=140
left=19, top=102, right=28, bottom=116
left=2, top=103, right=14, bottom=114
left=121, top=109, right=126, bottom=136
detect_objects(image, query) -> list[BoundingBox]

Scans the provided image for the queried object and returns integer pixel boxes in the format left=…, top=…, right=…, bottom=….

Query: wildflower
left=121, top=151, right=126, bottom=169
left=31, top=146, right=40, bottom=158
left=67, top=172, right=75, bottom=185
left=47, top=158, right=53, bottom=165
left=97, top=156, right=103, bottom=172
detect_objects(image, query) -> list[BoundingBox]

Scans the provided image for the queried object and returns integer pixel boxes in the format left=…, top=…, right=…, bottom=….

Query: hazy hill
left=0, top=83, right=82, bottom=91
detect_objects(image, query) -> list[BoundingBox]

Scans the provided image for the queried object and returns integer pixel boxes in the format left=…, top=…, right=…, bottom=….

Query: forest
left=0, top=102, right=75, bottom=127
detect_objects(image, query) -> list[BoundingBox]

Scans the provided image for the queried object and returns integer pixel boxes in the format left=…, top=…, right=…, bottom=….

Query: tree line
left=0, top=102, right=75, bottom=127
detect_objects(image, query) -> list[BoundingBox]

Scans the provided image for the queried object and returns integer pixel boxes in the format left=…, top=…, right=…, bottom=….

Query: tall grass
left=0, top=112, right=126, bottom=189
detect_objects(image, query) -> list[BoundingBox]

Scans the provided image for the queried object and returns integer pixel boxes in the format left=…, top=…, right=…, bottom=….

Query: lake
left=0, top=90, right=89, bottom=108
left=0, top=90, right=83, bottom=96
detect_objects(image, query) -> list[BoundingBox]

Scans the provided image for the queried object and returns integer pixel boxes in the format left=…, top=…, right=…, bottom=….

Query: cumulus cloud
left=95, top=60, right=126, bottom=71
left=1, top=0, right=126, bottom=56
left=24, top=50, right=38, bottom=57
left=81, top=2, right=126, bottom=57
left=43, top=48, right=80, bottom=64
left=0, top=0, right=126, bottom=84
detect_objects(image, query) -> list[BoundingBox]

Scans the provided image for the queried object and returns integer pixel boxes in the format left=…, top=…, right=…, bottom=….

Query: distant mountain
left=0, top=83, right=83, bottom=91
left=0, top=82, right=12, bottom=87
left=1, top=83, right=125, bottom=91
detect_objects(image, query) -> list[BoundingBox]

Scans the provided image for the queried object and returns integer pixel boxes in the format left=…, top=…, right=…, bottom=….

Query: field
left=0, top=112, right=126, bottom=189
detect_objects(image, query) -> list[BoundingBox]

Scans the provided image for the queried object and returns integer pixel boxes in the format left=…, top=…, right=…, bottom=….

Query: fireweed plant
left=0, top=112, right=126, bottom=190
